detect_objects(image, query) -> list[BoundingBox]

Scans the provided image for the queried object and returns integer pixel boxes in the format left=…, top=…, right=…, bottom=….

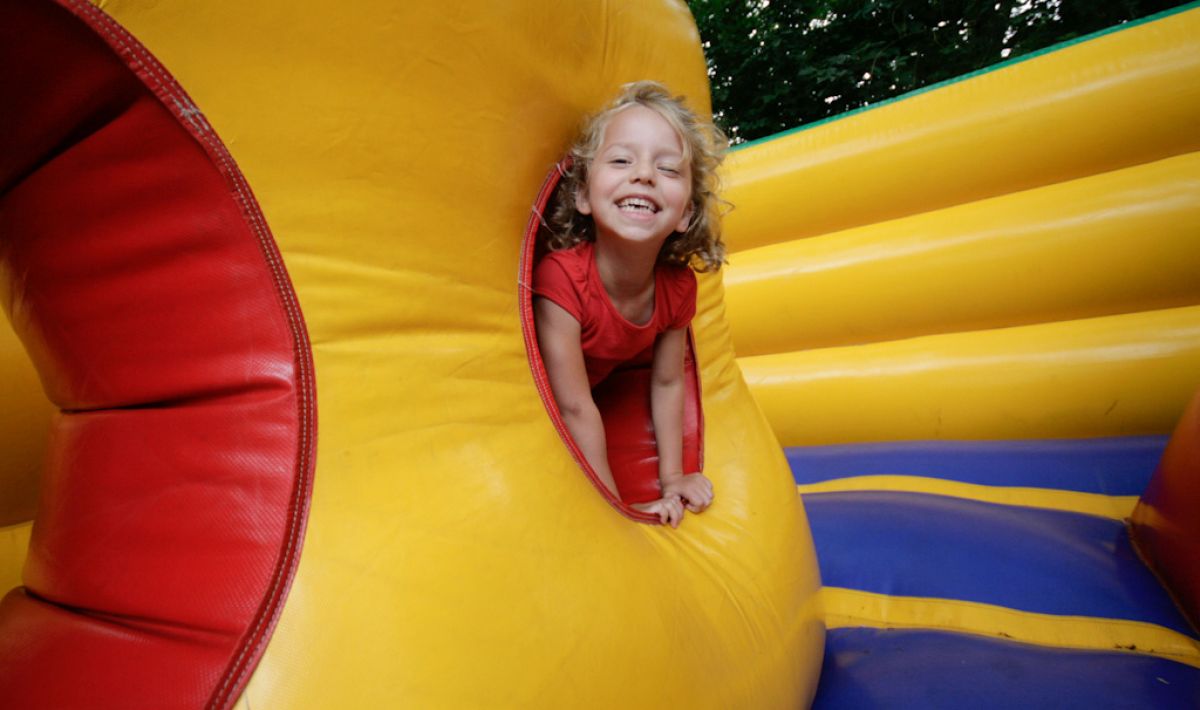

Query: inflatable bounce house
left=0, top=0, right=1196, bottom=707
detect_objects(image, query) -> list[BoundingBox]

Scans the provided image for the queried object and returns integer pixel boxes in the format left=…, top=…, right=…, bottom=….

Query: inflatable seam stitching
left=59, top=2, right=318, bottom=707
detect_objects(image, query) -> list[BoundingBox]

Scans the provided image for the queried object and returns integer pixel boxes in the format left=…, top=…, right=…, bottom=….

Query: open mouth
left=617, top=196, right=660, bottom=214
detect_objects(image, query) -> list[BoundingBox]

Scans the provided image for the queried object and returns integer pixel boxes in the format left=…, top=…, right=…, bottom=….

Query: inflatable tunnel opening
left=0, top=2, right=316, bottom=706
left=520, top=162, right=704, bottom=520
left=3, top=1, right=827, bottom=706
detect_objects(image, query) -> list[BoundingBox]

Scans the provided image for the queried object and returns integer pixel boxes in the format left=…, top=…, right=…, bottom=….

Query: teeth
left=618, top=197, right=657, bottom=212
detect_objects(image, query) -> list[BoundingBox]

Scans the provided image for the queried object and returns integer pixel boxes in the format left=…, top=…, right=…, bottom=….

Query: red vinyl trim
left=1, top=3, right=317, bottom=708
left=519, top=161, right=705, bottom=524
left=61, top=3, right=319, bottom=706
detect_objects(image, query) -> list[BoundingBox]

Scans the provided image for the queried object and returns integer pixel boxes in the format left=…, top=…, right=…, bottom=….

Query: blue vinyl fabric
left=813, top=628, right=1200, bottom=710
left=804, top=491, right=1196, bottom=636
left=787, top=436, right=1168, bottom=494
left=794, top=436, right=1199, bottom=706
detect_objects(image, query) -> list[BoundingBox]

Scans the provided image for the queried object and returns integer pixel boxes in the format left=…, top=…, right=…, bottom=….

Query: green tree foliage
left=687, top=0, right=1193, bottom=142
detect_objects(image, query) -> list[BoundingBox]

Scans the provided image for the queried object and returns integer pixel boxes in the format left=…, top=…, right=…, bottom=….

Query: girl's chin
left=597, top=229, right=673, bottom=248
left=597, top=218, right=676, bottom=240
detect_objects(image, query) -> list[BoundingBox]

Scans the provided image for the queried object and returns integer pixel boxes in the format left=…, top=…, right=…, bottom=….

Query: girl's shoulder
left=533, top=242, right=594, bottom=306
left=657, top=260, right=696, bottom=292
left=537, top=242, right=593, bottom=280
left=655, top=261, right=697, bottom=324
left=550, top=241, right=593, bottom=262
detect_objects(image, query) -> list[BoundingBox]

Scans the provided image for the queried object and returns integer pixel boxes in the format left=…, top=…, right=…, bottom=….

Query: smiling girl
left=533, top=81, right=726, bottom=527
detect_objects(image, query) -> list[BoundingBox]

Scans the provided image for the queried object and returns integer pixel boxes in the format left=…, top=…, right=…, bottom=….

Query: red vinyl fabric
left=592, top=352, right=704, bottom=504
left=1131, top=388, right=1200, bottom=630
left=520, top=163, right=704, bottom=513
left=0, top=2, right=316, bottom=708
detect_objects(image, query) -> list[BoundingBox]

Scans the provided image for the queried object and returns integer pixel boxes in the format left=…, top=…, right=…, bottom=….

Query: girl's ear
left=675, top=200, right=694, bottom=233
left=574, top=187, right=592, bottom=216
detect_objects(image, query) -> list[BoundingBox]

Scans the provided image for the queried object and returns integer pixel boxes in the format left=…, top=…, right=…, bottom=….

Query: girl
left=533, top=81, right=726, bottom=527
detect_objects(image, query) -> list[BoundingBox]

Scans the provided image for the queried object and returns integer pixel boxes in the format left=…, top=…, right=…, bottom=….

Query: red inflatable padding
left=1130, top=388, right=1200, bottom=631
left=0, top=2, right=316, bottom=708
left=593, top=350, right=703, bottom=504
left=519, top=162, right=704, bottom=517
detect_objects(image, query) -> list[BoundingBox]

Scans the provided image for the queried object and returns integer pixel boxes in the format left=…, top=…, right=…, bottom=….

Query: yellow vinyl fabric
left=721, top=7, right=1200, bottom=252
left=59, top=0, right=824, bottom=707
left=0, top=321, right=48, bottom=595
left=713, top=3, right=1200, bottom=673
left=821, top=588, right=1200, bottom=670
left=723, top=7, right=1200, bottom=445
left=0, top=324, right=47, bottom=527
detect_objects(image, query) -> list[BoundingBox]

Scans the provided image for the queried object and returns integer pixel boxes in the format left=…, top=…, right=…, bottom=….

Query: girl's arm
left=536, top=298, right=685, bottom=527
left=652, top=328, right=714, bottom=513
left=534, top=297, right=620, bottom=498
left=650, top=328, right=688, bottom=483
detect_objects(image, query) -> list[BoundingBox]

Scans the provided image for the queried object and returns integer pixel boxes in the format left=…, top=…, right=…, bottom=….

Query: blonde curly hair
left=548, top=81, right=728, bottom=272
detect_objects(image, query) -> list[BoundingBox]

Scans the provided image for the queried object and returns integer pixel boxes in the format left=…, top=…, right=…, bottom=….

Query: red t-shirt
left=533, top=242, right=697, bottom=388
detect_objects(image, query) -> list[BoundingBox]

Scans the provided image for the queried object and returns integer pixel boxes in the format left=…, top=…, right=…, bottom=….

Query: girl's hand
left=632, top=496, right=685, bottom=528
left=662, top=473, right=714, bottom=513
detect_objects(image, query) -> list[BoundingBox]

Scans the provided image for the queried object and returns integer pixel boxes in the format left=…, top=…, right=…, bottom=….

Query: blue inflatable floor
left=790, top=436, right=1200, bottom=709
left=815, top=628, right=1200, bottom=709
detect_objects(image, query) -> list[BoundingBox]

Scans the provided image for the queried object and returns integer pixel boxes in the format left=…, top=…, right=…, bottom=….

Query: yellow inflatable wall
left=716, top=3, right=1200, bottom=680
left=1, top=0, right=823, bottom=707
left=722, top=7, right=1200, bottom=445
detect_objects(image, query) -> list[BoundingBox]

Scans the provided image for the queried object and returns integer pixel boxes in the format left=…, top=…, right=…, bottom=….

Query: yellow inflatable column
left=722, top=7, right=1200, bottom=444
left=85, top=0, right=823, bottom=707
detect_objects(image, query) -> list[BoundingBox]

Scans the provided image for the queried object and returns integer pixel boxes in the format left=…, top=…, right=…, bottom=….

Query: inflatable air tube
left=0, top=1, right=824, bottom=707
left=715, top=4, right=1200, bottom=694
left=722, top=6, right=1200, bottom=444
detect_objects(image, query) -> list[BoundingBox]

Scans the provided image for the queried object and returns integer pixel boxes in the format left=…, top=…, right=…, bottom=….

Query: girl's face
left=577, top=105, right=693, bottom=250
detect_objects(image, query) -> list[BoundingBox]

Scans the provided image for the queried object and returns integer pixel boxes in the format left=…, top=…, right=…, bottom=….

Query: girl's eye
left=610, top=158, right=631, bottom=166
left=659, top=166, right=680, bottom=175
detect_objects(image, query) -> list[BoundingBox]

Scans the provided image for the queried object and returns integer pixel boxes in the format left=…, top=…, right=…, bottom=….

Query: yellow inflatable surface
left=15, top=1, right=1193, bottom=705
left=715, top=2, right=1200, bottom=685
left=723, top=6, right=1200, bottom=444
left=0, top=0, right=823, bottom=707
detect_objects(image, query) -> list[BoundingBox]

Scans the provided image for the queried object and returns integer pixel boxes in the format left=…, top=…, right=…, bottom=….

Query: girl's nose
left=632, top=159, right=655, bottom=183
